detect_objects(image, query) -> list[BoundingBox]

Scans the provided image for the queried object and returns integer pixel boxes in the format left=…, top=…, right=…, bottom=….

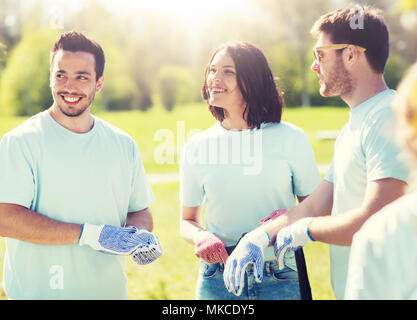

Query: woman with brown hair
left=179, top=41, right=321, bottom=300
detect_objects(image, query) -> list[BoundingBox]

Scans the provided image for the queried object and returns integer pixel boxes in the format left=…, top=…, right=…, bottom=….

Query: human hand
left=193, top=230, right=229, bottom=264
left=223, top=228, right=270, bottom=296
left=79, top=224, right=147, bottom=255
left=131, top=229, right=162, bottom=265
left=274, top=217, right=314, bottom=270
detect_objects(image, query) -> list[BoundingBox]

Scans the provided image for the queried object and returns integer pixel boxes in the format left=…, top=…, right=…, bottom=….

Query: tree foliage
left=0, top=29, right=58, bottom=116
left=0, top=0, right=415, bottom=115
left=153, top=65, right=199, bottom=111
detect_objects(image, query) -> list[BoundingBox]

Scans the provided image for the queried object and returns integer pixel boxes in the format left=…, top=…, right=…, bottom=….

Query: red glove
left=259, top=209, right=288, bottom=224
left=193, top=231, right=229, bottom=264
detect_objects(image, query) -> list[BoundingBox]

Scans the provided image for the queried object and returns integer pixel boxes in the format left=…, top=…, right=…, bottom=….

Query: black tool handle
left=294, top=247, right=312, bottom=300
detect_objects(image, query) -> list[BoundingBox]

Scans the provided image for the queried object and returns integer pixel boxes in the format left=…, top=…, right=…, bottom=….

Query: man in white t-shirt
left=223, top=5, right=409, bottom=299
left=345, top=62, right=417, bottom=300
left=0, top=31, right=161, bottom=299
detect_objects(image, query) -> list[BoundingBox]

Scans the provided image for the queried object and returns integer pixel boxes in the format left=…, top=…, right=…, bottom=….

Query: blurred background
left=0, top=0, right=416, bottom=115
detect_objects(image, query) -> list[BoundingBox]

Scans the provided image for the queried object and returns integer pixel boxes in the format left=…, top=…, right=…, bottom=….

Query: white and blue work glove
left=131, top=231, right=162, bottom=265
left=79, top=223, right=161, bottom=263
left=274, top=217, right=315, bottom=270
left=223, top=228, right=270, bottom=296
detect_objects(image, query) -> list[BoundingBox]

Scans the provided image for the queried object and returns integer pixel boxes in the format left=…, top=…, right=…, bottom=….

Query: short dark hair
left=311, top=4, right=389, bottom=74
left=50, top=31, right=105, bottom=80
left=201, top=41, right=284, bottom=129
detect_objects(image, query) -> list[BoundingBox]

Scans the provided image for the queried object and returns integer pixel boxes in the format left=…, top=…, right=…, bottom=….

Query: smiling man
left=223, top=5, right=410, bottom=300
left=0, top=31, right=162, bottom=299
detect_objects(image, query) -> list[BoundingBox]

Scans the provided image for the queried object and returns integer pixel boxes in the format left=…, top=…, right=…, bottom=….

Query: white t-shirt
left=180, top=121, right=321, bottom=265
left=324, top=89, right=410, bottom=299
left=0, top=110, right=155, bottom=299
left=345, top=189, right=417, bottom=299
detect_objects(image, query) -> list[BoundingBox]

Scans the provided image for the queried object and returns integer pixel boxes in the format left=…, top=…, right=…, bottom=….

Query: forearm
left=0, top=203, right=82, bottom=245
left=125, top=208, right=153, bottom=232
left=180, top=218, right=205, bottom=245
left=310, top=178, right=407, bottom=246
left=264, top=181, right=333, bottom=244
left=309, top=208, right=375, bottom=246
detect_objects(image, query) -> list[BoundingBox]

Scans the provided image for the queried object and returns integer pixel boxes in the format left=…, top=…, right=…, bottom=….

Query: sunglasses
left=313, top=44, right=366, bottom=63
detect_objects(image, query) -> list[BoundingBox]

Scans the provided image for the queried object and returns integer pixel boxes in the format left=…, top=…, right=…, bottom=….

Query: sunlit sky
left=20, top=0, right=263, bottom=32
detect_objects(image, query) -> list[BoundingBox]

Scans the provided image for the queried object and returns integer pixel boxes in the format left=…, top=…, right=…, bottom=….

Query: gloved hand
left=223, top=228, right=270, bottom=296
left=193, top=230, right=229, bottom=264
left=131, top=229, right=162, bottom=265
left=79, top=223, right=148, bottom=255
left=274, top=217, right=315, bottom=270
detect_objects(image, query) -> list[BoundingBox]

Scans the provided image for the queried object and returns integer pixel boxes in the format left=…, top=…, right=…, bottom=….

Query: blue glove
left=223, top=228, right=270, bottom=296
left=131, top=229, right=162, bottom=265
left=274, top=217, right=314, bottom=269
left=79, top=223, right=146, bottom=255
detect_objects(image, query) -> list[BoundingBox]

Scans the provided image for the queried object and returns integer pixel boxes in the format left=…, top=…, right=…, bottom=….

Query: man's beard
left=55, top=92, right=95, bottom=118
left=320, top=58, right=353, bottom=98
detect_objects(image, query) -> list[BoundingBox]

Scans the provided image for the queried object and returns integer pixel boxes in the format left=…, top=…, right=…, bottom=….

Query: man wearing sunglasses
left=223, top=5, right=409, bottom=300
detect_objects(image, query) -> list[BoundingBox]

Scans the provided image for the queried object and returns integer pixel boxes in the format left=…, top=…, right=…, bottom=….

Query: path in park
left=147, top=164, right=331, bottom=185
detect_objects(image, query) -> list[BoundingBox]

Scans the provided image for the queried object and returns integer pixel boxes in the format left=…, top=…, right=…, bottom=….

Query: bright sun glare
left=100, top=0, right=256, bottom=31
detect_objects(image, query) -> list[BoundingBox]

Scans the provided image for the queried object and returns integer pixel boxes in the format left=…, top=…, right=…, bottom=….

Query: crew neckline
left=349, top=89, right=394, bottom=121
left=44, top=110, right=97, bottom=138
left=218, top=121, right=272, bottom=133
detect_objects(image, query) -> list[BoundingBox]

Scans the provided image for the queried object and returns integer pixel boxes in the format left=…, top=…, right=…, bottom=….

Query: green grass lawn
left=0, top=104, right=349, bottom=300
left=0, top=104, right=349, bottom=173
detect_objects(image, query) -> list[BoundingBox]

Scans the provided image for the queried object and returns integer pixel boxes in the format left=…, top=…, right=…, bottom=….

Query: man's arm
left=125, top=207, right=153, bottom=232
left=263, top=179, right=334, bottom=244
left=0, top=203, right=82, bottom=245
left=309, top=178, right=407, bottom=246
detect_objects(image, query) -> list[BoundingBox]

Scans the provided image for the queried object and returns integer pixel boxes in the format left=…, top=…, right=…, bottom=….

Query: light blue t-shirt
left=0, top=110, right=155, bottom=299
left=344, top=190, right=417, bottom=299
left=324, top=89, right=409, bottom=299
left=180, top=121, right=321, bottom=266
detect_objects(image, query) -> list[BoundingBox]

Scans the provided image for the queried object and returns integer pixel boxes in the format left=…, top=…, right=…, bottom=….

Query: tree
left=67, top=0, right=140, bottom=111
left=0, top=29, right=58, bottom=116
left=153, top=65, right=198, bottom=111
left=256, top=0, right=333, bottom=107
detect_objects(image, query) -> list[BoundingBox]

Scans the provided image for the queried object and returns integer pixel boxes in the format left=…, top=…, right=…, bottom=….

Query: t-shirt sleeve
left=0, top=134, right=35, bottom=208
left=128, top=143, right=155, bottom=212
left=289, top=130, right=322, bottom=197
left=324, top=158, right=334, bottom=183
left=362, top=109, right=409, bottom=183
left=179, top=140, right=205, bottom=207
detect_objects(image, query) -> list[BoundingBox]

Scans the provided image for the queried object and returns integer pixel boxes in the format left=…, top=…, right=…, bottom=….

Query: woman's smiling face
left=206, top=49, right=245, bottom=110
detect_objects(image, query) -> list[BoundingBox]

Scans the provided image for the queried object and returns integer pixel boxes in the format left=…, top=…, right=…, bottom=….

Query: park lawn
left=97, top=104, right=349, bottom=173
left=0, top=104, right=350, bottom=173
